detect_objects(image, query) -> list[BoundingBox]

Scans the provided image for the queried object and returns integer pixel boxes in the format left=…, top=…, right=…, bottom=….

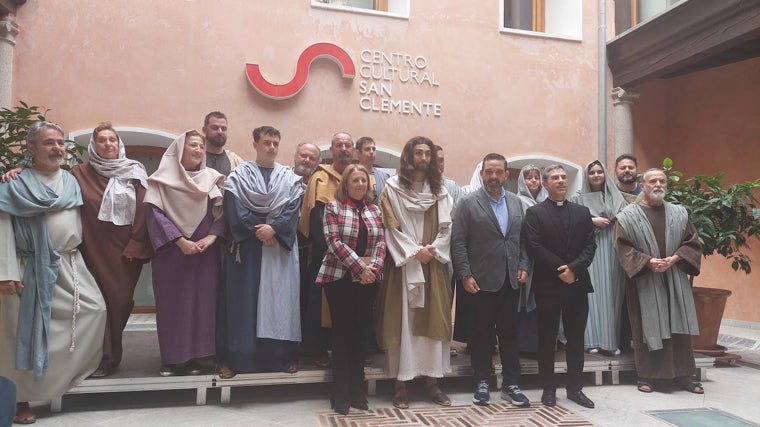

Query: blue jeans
left=0, top=376, right=16, bottom=427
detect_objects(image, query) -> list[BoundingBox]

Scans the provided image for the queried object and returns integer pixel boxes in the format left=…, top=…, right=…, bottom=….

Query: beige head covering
left=144, top=131, right=225, bottom=237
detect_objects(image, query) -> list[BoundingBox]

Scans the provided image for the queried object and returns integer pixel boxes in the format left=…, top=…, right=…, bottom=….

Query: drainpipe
left=598, top=0, right=607, bottom=167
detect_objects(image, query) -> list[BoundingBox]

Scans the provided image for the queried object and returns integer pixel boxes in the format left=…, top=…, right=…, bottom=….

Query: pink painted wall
left=632, top=57, right=760, bottom=322
left=11, top=0, right=611, bottom=184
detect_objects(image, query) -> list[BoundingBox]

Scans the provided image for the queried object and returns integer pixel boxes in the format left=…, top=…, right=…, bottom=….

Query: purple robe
left=147, top=200, right=226, bottom=365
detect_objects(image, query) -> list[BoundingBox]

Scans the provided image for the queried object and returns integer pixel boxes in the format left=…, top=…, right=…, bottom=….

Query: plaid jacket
left=316, top=199, right=385, bottom=284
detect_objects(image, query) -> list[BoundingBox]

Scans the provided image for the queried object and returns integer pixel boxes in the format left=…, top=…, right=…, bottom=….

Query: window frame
left=311, top=0, right=410, bottom=20
left=499, top=0, right=583, bottom=42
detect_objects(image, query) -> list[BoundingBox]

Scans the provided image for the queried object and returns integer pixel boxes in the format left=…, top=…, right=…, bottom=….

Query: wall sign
left=246, top=43, right=441, bottom=117
left=245, top=43, right=355, bottom=100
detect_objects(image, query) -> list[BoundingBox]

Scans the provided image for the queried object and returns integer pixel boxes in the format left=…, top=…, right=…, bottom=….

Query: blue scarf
left=0, top=169, right=82, bottom=377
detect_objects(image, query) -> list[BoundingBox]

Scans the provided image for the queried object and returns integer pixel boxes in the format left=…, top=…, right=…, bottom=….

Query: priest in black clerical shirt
left=521, top=164, right=597, bottom=409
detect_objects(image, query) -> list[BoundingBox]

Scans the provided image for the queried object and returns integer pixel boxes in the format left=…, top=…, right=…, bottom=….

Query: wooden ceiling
left=607, top=0, right=760, bottom=89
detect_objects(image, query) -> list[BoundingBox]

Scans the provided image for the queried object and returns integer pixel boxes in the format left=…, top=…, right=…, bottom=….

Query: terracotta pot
left=691, top=286, right=732, bottom=351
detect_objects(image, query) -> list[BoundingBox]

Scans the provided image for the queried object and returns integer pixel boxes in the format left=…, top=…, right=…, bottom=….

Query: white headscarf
left=144, top=131, right=225, bottom=237
left=87, top=134, right=149, bottom=225
left=517, top=164, right=548, bottom=210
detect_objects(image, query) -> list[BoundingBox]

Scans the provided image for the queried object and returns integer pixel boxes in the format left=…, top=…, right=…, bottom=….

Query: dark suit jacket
left=521, top=198, right=596, bottom=296
left=452, top=189, right=529, bottom=292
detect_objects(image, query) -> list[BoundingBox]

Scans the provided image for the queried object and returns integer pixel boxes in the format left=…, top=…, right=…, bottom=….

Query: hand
left=463, top=276, right=480, bottom=294
left=196, top=235, right=218, bottom=252
left=414, top=245, right=436, bottom=264
left=517, top=269, right=528, bottom=284
left=0, top=280, right=23, bottom=295
left=254, top=224, right=276, bottom=243
left=557, top=265, right=576, bottom=284
left=592, top=217, right=611, bottom=229
left=359, top=266, right=377, bottom=284
left=176, top=237, right=201, bottom=255
left=1, top=167, right=23, bottom=183
left=262, top=237, right=278, bottom=246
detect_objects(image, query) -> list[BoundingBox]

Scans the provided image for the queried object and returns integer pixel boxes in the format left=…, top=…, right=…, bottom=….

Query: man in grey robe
left=614, top=168, right=703, bottom=394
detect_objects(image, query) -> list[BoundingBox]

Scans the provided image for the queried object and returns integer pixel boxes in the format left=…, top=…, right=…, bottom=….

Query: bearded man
left=614, top=168, right=703, bottom=394
left=375, top=136, right=454, bottom=409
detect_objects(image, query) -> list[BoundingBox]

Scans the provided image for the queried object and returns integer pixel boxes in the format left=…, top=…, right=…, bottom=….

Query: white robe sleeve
left=0, top=212, right=21, bottom=281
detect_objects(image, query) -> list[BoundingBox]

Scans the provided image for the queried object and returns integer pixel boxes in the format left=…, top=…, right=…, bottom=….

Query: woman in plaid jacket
left=316, top=164, right=386, bottom=415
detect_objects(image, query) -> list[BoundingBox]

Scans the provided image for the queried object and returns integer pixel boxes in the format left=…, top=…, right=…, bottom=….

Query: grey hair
left=27, top=121, right=65, bottom=144
left=296, top=141, right=321, bottom=160
left=542, top=164, right=565, bottom=181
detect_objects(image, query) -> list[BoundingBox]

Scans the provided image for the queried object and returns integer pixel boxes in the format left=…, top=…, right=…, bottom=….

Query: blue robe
left=216, top=187, right=302, bottom=372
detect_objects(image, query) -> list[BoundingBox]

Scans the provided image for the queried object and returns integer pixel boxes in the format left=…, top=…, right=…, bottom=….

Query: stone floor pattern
left=317, top=402, right=593, bottom=427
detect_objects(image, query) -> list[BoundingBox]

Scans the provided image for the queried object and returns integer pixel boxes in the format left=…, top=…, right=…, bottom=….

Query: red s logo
left=245, top=43, right=356, bottom=100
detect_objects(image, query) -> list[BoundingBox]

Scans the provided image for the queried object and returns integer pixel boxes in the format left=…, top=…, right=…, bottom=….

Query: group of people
left=0, top=113, right=705, bottom=423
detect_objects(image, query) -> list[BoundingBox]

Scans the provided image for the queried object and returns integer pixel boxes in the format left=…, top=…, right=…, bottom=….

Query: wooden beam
left=607, top=0, right=760, bottom=88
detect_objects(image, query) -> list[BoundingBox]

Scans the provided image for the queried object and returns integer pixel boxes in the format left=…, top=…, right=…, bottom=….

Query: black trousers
left=323, top=276, right=378, bottom=403
left=535, top=288, right=589, bottom=392
left=471, top=283, right=521, bottom=385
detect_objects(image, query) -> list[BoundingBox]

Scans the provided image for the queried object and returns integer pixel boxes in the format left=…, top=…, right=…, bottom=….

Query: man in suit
left=452, top=153, right=531, bottom=407
left=522, top=164, right=597, bottom=409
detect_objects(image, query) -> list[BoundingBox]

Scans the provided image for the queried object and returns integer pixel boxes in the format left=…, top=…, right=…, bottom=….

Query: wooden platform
left=54, top=330, right=715, bottom=411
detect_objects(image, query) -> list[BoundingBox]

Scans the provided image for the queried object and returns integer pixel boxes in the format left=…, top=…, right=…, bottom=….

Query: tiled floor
left=16, top=319, right=760, bottom=426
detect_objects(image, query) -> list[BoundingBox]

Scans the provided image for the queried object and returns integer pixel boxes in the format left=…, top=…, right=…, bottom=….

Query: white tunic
left=0, top=172, right=106, bottom=402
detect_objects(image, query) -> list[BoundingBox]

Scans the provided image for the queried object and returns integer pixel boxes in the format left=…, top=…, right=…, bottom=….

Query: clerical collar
left=547, top=197, right=566, bottom=207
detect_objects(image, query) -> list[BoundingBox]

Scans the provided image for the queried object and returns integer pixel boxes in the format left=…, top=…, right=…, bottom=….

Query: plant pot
left=691, top=286, right=732, bottom=352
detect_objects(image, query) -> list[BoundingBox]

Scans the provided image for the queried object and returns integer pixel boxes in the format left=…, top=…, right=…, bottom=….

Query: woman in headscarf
left=515, top=164, right=548, bottom=355
left=572, top=160, right=628, bottom=355
left=516, top=164, right=548, bottom=210
left=144, top=130, right=226, bottom=376
left=71, top=122, right=153, bottom=377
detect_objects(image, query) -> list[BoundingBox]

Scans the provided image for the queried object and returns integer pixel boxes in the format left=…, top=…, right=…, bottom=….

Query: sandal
left=637, top=380, right=654, bottom=393
left=284, top=362, right=299, bottom=374
left=216, top=364, right=237, bottom=379
left=426, top=380, right=451, bottom=407
left=14, top=402, right=37, bottom=424
left=392, top=381, right=409, bottom=409
left=313, top=354, right=331, bottom=368
left=674, top=377, right=704, bottom=394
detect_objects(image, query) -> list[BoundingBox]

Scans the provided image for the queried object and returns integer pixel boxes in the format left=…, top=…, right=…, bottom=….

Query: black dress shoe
left=541, top=389, right=556, bottom=406
left=567, top=389, right=595, bottom=408
left=330, top=396, right=350, bottom=415
left=350, top=398, right=369, bottom=410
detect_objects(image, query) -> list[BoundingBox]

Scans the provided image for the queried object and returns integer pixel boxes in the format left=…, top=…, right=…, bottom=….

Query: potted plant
left=662, top=157, right=760, bottom=354
left=0, top=101, right=84, bottom=173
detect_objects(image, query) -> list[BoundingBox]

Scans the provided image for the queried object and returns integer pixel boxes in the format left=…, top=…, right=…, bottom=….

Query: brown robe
left=71, top=163, right=153, bottom=368
left=614, top=203, right=701, bottom=379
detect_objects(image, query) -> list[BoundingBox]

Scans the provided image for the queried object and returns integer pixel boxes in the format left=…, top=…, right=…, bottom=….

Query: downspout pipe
left=598, top=0, right=607, bottom=167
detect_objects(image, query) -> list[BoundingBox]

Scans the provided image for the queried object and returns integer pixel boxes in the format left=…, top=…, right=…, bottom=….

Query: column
left=611, top=86, right=639, bottom=158
left=0, top=14, right=20, bottom=109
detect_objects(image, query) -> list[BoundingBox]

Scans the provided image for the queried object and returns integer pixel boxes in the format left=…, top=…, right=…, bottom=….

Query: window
left=615, top=0, right=684, bottom=35
left=501, top=0, right=582, bottom=41
left=312, top=0, right=409, bottom=19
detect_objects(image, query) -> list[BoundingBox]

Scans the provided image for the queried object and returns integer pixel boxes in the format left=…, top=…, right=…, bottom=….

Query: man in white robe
left=376, top=136, right=453, bottom=409
left=0, top=121, right=106, bottom=424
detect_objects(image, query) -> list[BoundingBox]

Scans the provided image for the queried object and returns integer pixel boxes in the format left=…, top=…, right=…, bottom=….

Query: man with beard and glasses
left=292, top=142, right=320, bottom=184
left=298, top=132, right=355, bottom=368
left=202, top=111, right=244, bottom=176
left=375, top=136, right=454, bottom=409
left=452, top=153, right=530, bottom=408
left=613, top=168, right=703, bottom=395
left=615, top=154, right=641, bottom=203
